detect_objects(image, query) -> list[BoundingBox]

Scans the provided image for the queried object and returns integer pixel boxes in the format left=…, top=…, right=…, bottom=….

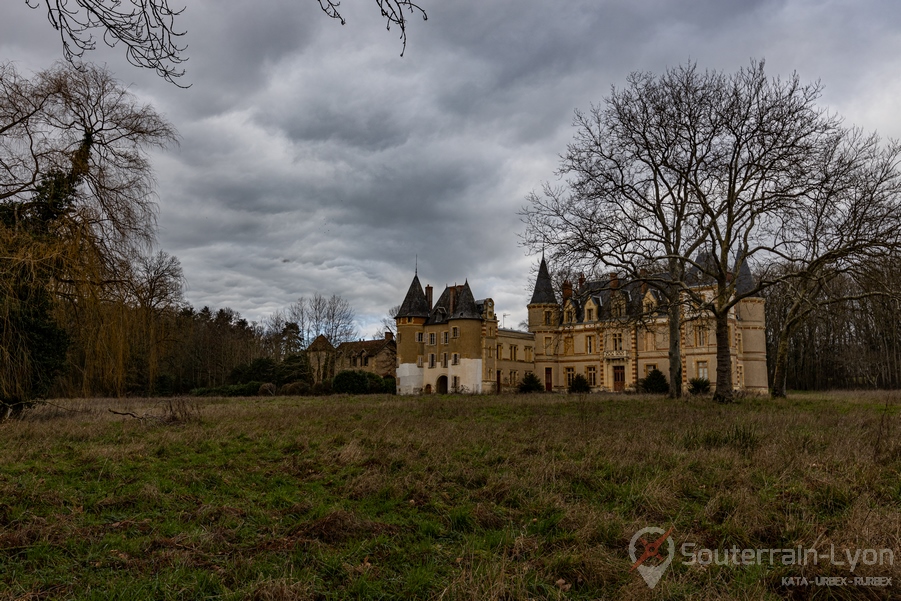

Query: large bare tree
left=27, top=0, right=428, bottom=85
left=524, top=61, right=901, bottom=402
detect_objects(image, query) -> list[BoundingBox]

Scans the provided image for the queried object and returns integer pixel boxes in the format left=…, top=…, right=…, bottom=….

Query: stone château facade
left=394, top=258, right=767, bottom=394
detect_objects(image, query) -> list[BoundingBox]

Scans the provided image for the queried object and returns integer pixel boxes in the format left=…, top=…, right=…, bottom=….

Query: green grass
left=1, top=392, right=900, bottom=600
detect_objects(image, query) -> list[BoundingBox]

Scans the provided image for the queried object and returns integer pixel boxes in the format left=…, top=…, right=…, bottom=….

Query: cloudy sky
left=2, top=0, right=900, bottom=335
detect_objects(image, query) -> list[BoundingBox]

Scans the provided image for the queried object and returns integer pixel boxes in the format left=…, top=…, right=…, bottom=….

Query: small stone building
left=335, top=334, right=397, bottom=379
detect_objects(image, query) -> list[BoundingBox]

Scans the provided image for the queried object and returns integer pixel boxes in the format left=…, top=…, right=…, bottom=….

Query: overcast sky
left=2, top=0, right=900, bottom=335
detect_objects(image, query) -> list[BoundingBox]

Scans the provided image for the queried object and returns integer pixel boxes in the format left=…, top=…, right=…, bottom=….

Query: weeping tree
left=0, top=61, right=176, bottom=413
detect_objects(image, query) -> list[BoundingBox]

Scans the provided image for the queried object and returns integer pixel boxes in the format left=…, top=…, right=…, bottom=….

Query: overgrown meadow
left=1, top=392, right=900, bottom=600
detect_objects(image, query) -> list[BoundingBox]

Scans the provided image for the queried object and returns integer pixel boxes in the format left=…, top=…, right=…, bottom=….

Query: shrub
left=311, top=380, right=333, bottom=396
left=190, top=381, right=263, bottom=397
left=518, top=372, right=544, bottom=393
left=568, top=374, right=591, bottom=394
left=258, top=382, right=276, bottom=396
left=333, top=370, right=369, bottom=394
left=381, top=376, right=396, bottom=394
left=688, top=377, right=711, bottom=395
left=279, top=381, right=311, bottom=396
left=638, top=368, right=669, bottom=394
left=364, top=371, right=386, bottom=393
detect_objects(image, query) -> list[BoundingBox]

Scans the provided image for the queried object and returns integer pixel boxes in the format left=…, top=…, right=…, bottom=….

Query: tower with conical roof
left=395, top=273, right=431, bottom=394
left=527, top=256, right=559, bottom=331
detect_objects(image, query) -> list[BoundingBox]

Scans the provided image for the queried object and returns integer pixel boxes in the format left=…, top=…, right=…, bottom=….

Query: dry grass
left=0, top=391, right=899, bottom=599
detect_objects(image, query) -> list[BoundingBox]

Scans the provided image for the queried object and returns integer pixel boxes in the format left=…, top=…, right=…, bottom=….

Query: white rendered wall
left=449, top=358, right=482, bottom=394
left=397, top=363, right=423, bottom=395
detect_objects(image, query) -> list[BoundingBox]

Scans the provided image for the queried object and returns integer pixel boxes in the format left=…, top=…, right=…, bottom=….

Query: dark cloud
left=3, top=0, right=901, bottom=335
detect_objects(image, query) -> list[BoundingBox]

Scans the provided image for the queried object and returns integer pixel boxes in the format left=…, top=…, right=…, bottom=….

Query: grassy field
left=1, top=391, right=900, bottom=600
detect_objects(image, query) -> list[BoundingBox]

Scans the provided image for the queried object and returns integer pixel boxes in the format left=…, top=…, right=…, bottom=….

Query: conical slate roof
left=396, top=274, right=430, bottom=318
left=529, top=256, right=557, bottom=304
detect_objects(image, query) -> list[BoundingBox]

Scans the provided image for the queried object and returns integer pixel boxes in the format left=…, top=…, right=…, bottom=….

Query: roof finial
left=415, top=254, right=418, bottom=276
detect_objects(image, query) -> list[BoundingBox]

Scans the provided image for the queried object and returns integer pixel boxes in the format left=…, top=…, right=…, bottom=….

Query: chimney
left=578, top=272, right=585, bottom=289
left=425, top=285, right=433, bottom=310
left=385, top=331, right=394, bottom=341
left=449, top=286, right=456, bottom=314
left=610, top=272, right=619, bottom=290
left=562, top=280, right=573, bottom=301
left=639, top=269, right=648, bottom=295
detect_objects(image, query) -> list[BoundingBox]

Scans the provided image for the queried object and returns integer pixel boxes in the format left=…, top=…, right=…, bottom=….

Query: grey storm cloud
left=3, top=0, right=901, bottom=335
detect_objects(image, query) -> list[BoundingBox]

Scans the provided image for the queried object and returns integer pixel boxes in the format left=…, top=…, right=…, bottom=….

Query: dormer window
left=565, top=310, right=574, bottom=323
left=586, top=308, right=594, bottom=321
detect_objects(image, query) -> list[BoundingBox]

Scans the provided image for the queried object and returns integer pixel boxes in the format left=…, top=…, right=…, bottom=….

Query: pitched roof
left=530, top=256, right=557, bottom=304
left=427, top=281, right=482, bottom=324
left=396, top=274, right=430, bottom=318
left=307, top=334, right=334, bottom=352
left=336, top=339, right=395, bottom=355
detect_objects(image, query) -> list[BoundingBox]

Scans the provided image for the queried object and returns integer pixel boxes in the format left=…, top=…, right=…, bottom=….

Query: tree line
left=0, top=61, right=365, bottom=414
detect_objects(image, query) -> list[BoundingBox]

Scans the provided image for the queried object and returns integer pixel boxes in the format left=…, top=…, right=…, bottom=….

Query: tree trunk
left=712, top=310, right=733, bottom=403
left=667, top=297, right=682, bottom=398
left=771, top=332, right=790, bottom=398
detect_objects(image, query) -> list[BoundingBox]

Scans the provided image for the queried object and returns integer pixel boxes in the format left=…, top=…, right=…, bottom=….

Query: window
left=511, top=345, right=518, bottom=361
left=695, top=325, right=708, bottom=347
left=442, top=353, right=448, bottom=368
left=697, top=360, right=708, bottom=380
left=586, top=366, right=597, bottom=386
left=442, top=331, right=449, bottom=344
left=452, top=326, right=459, bottom=338
left=586, top=308, right=594, bottom=321
left=428, top=354, right=436, bottom=368
left=416, top=332, right=424, bottom=343
left=612, top=303, right=624, bottom=318
left=497, top=344, right=503, bottom=359
left=525, top=347, right=533, bottom=362
left=452, top=375, right=460, bottom=391
left=429, top=332, right=436, bottom=345
left=363, top=356, right=369, bottom=366
left=544, top=310, right=552, bottom=325
left=565, top=367, right=575, bottom=386
left=565, top=309, right=574, bottom=323
left=544, top=336, right=553, bottom=352
left=586, top=335, right=594, bottom=354
left=646, top=331, right=654, bottom=350
left=646, top=364, right=657, bottom=376
left=612, top=332, right=623, bottom=351
left=452, top=353, right=459, bottom=365
left=510, top=370, right=518, bottom=385
left=417, top=355, right=423, bottom=367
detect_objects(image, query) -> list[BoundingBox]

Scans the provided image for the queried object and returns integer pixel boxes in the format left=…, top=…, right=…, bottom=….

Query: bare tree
left=286, top=293, right=358, bottom=347
left=379, top=303, right=400, bottom=337
left=524, top=60, right=901, bottom=402
left=523, top=64, right=719, bottom=397
left=27, top=1, right=428, bottom=85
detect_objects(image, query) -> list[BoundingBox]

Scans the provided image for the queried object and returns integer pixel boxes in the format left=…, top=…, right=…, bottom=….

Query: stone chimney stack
left=562, top=280, right=573, bottom=301
left=449, top=286, right=457, bottom=314
left=578, top=273, right=585, bottom=289
left=385, top=331, right=394, bottom=341
left=610, top=272, right=619, bottom=290
left=425, top=285, right=433, bottom=310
